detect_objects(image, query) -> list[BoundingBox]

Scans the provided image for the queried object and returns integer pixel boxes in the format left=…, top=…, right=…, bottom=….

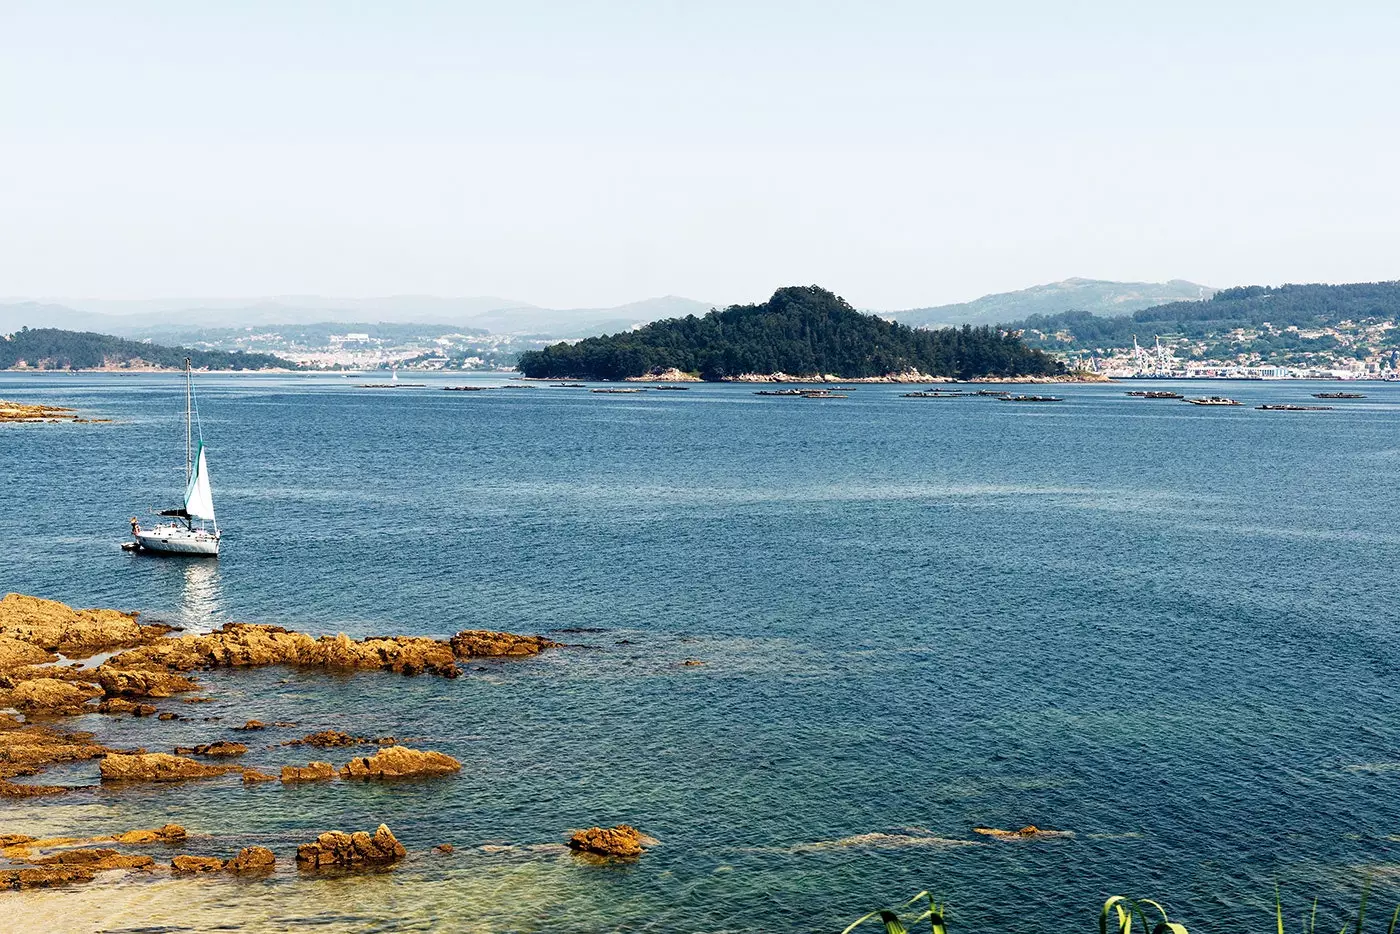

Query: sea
left=1, top=372, right=1398, bottom=933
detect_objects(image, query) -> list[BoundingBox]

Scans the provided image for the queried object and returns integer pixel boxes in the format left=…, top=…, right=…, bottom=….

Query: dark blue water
left=2, top=373, right=1399, bottom=932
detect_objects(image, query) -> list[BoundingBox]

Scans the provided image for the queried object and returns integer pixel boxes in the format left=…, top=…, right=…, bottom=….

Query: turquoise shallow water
left=2, top=373, right=1400, bottom=932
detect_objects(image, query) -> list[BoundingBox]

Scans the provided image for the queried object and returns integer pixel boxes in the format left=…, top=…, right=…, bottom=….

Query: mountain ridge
left=887, top=277, right=1216, bottom=328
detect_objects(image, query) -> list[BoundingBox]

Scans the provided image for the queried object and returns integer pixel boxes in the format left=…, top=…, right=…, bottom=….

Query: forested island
left=516, top=286, right=1064, bottom=381
left=0, top=328, right=294, bottom=370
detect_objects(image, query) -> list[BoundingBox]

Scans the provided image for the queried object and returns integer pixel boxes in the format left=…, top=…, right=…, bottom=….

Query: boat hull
left=133, top=527, right=220, bottom=556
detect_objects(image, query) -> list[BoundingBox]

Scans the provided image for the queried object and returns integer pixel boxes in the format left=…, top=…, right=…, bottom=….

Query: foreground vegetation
left=842, top=891, right=1400, bottom=934
left=0, top=327, right=293, bottom=370
left=517, top=286, right=1064, bottom=381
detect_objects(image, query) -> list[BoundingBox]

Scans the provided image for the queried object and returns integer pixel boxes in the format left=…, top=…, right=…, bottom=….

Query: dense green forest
left=0, top=328, right=294, bottom=370
left=517, top=286, right=1063, bottom=380
left=1009, top=281, right=1400, bottom=349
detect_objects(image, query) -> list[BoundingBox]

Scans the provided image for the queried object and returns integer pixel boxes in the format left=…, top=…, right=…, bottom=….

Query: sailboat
left=128, top=359, right=221, bottom=556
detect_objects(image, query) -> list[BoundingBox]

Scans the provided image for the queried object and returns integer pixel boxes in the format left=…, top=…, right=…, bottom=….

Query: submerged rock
left=567, top=824, right=646, bottom=858
left=32, top=848, right=155, bottom=871
left=295, top=824, right=406, bottom=869
left=109, top=825, right=187, bottom=845
left=0, top=865, right=96, bottom=889
left=171, top=855, right=225, bottom=873
left=241, top=768, right=278, bottom=783
left=0, top=715, right=114, bottom=790
left=338, top=746, right=461, bottom=780
left=234, top=720, right=266, bottom=731
left=283, top=729, right=369, bottom=749
left=972, top=825, right=1070, bottom=839
left=280, top=762, right=335, bottom=782
left=225, top=846, right=275, bottom=872
left=172, top=741, right=247, bottom=757
left=99, top=753, right=239, bottom=783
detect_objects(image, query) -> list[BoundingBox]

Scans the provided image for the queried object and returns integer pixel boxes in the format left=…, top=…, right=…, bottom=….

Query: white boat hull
left=133, top=525, right=220, bottom=556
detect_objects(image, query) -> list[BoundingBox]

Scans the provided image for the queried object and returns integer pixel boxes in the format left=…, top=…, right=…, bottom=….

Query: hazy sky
left=3, top=1, right=1398, bottom=309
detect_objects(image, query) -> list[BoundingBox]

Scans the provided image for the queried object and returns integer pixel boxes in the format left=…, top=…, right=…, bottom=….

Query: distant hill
left=888, top=278, right=1215, bottom=328
left=1008, top=281, right=1400, bottom=350
left=0, top=294, right=715, bottom=339
left=517, top=285, right=1063, bottom=381
left=0, top=328, right=294, bottom=370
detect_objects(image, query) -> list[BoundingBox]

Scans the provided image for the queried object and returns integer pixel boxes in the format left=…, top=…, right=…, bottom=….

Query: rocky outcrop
left=99, top=753, right=239, bottom=783
left=94, top=666, right=199, bottom=698
left=338, top=746, right=461, bottom=780
left=295, top=824, right=405, bottom=869
left=0, top=593, right=169, bottom=656
left=101, top=624, right=463, bottom=678
left=281, top=762, right=334, bottom=782
left=0, top=636, right=55, bottom=669
left=5, top=677, right=102, bottom=712
left=241, top=768, right=278, bottom=783
left=172, top=741, right=247, bottom=757
left=108, top=825, right=186, bottom=845
left=233, top=720, right=266, bottom=731
left=567, top=824, right=646, bottom=858
left=0, top=714, right=113, bottom=790
left=96, top=698, right=158, bottom=716
left=171, top=855, right=224, bottom=873
left=226, top=846, right=275, bottom=872
left=449, top=630, right=557, bottom=658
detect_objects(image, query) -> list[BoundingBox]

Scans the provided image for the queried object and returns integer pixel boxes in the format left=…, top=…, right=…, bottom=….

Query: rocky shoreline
left=0, top=592, right=611, bottom=891
left=0, top=401, right=110, bottom=424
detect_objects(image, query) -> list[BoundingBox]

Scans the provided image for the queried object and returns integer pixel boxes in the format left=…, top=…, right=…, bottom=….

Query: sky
left=2, top=0, right=1399, bottom=310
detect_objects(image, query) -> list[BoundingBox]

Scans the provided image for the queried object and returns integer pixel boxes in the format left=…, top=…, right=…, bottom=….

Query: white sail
left=183, top=443, right=216, bottom=522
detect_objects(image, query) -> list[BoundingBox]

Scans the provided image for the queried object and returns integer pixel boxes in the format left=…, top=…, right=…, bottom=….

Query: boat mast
left=185, top=357, right=193, bottom=487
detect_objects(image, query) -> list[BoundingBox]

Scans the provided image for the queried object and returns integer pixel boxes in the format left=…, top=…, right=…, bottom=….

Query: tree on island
left=516, top=285, right=1064, bottom=381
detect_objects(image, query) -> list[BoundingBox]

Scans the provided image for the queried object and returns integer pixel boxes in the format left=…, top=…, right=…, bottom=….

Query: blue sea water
left=2, top=372, right=1399, bottom=932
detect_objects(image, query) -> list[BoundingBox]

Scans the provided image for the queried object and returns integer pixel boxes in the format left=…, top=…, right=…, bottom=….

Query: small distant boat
left=1126, top=391, right=1184, bottom=399
left=998, top=395, right=1063, bottom=403
left=1186, top=397, right=1242, bottom=406
left=1257, top=404, right=1333, bottom=411
left=1313, top=392, right=1365, bottom=399
left=360, top=368, right=424, bottom=388
left=128, top=360, right=220, bottom=557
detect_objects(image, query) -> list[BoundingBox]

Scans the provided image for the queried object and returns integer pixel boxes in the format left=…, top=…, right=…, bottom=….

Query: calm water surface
left=1, top=373, right=1398, bottom=933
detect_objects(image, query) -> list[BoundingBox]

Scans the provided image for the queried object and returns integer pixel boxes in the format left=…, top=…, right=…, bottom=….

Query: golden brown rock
left=7, top=677, right=102, bottom=711
left=171, top=854, right=225, bottom=873
left=99, top=753, right=239, bottom=783
left=241, top=768, right=278, bottom=783
left=225, top=845, right=276, bottom=872
left=281, top=761, right=334, bottom=782
left=567, top=824, right=645, bottom=858
left=95, top=665, right=199, bottom=698
left=0, top=593, right=167, bottom=655
left=338, top=746, right=461, bottom=780
left=0, top=834, right=34, bottom=847
left=32, top=848, right=155, bottom=871
left=449, top=630, right=557, bottom=658
left=295, top=824, right=405, bottom=869
left=109, top=824, right=186, bottom=844
left=234, top=720, right=266, bottom=730
left=0, top=865, right=95, bottom=889
left=0, top=636, right=55, bottom=670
